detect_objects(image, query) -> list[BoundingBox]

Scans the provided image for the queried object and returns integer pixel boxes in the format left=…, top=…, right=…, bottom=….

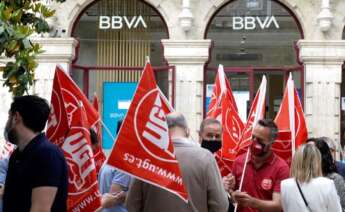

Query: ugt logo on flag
left=107, top=63, right=188, bottom=202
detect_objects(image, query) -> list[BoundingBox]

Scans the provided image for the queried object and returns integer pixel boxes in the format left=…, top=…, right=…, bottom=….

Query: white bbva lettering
left=232, top=16, right=279, bottom=30
left=232, top=17, right=243, bottom=30
left=99, top=15, right=147, bottom=29
left=142, top=95, right=169, bottom=150
left=123, top=16, right=136, bottom=29
left=245, top=17, right=255, bottom=30
left=112, top=16, right=122, bottom=29
left=266, top=16, right=279, bottom=29
left=99, top=16, right=110, bottom=29
left=63, top=132, right=95, bottom=179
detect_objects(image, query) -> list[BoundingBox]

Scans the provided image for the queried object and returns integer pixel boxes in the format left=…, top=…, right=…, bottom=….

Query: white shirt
left=281, top=177, right=342, bottom=212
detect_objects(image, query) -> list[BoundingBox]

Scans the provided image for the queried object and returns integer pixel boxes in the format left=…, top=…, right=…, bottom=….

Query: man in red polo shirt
left=230, top=119, right=289, bottom=212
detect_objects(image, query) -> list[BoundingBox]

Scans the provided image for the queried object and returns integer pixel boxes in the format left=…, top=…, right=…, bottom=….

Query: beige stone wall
left=1, top=0, right=345, bottom=144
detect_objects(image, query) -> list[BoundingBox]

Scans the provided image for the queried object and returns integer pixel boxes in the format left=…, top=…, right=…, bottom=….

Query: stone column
left=298, top=40, right=345, bottom=145
left=32, top=37, right=78, bottom=101
left=162, top=39, right=211, bottom=140
left=0, top=37, right=77, bottom=141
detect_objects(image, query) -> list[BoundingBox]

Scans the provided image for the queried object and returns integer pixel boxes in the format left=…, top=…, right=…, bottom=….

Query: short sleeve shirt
left=232, top=153, right=289, bottom=212
left=0, top=157, right=9, bottom=184
left=3, top=133, right=68, bottom=212
left=98, top=164, right=131, bottom=212
left=0, top=157, right=9, bottom=212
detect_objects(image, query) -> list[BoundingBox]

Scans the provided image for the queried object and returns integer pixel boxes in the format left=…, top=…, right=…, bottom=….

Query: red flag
left=294, top=89, right=308, bottom=148
left=221, top=92, right=244, bottom=162
left=107, top=63, right=188, bottom=201
left=47, top=67, right=100, bottom=145
left=46, top=67, right=69, bottom=147
left=92, top=94, right=99, bottom=111
left=273, top=74, right=307, bottom=165
left=214, top=151, right=232, bottom=177
left=207, top=65, right=243, bottom=174
left=236, top=76, right=267, bottom=155
left=91, top=93, right=106, bottom=173
left=63, top=103, right=101, bottom=211
left=207, top=65, right=238, bottom=119
left=47, top=66, right=101, bottom=211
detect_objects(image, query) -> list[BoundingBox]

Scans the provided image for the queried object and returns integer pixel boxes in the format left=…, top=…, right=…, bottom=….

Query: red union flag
left=92, top=93, right=99, bottom=111
left=91, top=93, right=106, bottom=173
left=47, top=66, right=100, bottom=145
left=46, top=67, right=69, bottom=147
left=107, top=63, right=188, bottom=201
left=63, top=103, right=101, bottom=211
left=47, top=66, right=101, bottom=211
left=236, top=76, right=267, bottom=155
left=273, top=74, right=308, bottom=165
left=221, top=92, right=244, bottom=162
left=207, top=65, right=238, bottom=119
left=215, top=151, right=232, bottom=177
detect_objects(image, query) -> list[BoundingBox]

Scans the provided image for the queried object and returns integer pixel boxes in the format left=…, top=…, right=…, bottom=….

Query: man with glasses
left=229, top=119, right=289, bottom=212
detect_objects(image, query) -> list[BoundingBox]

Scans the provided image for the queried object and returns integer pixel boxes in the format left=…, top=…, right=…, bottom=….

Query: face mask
left=201, top=139, right=222, bottom=153
left=4, top=119, right=18, bottom=145
left=251, top=140, right=269, bottom=157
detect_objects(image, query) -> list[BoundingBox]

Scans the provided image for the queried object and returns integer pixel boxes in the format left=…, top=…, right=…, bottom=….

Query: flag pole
left=234, top=148, right=250, bottom=212
left=99, top=119, right=116, bottom=142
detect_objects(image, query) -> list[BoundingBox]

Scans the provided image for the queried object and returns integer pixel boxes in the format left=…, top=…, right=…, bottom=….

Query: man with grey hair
left=321, top=136, right=345, bottom=179
left=126, top=112, right=229, bottom=212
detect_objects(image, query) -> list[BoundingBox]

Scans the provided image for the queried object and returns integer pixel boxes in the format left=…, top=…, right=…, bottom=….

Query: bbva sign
left=232, top=16, right=279, bottom=30
left=99, top=16, right=147, bottom=29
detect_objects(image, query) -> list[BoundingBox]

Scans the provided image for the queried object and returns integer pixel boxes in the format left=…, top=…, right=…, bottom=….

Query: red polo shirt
left=232, top=152, right=289, bottom=212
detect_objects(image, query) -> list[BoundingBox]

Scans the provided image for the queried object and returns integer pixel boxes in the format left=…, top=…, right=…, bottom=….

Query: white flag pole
left=99, top=119, right=115, bottom=142
left=234, top=148, right=251, bottom=212
left=287, top=73, right=296, bottom=155
left=145, top=56, right=150, bottom=64
left=234, top=76, right=266, bottom=212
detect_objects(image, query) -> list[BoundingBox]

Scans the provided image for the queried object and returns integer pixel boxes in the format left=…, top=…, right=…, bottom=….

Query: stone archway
left=201, top=0, right=305, bottom=38
left=54, top=0, right=170, bottom=37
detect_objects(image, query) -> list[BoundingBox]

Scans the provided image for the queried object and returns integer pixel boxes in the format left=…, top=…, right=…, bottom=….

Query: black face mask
left=4, top=119, right=18, bottom=145
left=201, top=139, right=222, bottom=153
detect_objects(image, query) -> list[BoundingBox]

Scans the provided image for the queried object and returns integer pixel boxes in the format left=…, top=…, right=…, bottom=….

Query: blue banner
left=102, top=82, right=137, bottom=150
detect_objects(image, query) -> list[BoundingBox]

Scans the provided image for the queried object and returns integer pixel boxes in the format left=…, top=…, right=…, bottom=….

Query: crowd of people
left=1, top=95, right=345, bottom=212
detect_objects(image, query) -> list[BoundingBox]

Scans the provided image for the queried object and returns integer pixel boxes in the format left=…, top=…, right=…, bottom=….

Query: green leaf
left=23, top=1, right=30, bottom=10
left=34, top=18, right=49, bottom=33
left=3, top=64, right=17, bottom=79
left=14, top=25, right=32, bottom=39
left=7, top=40, right=18, bottom=52
left=27, top=58, right=37, bottom=70
left=21, top=38, right=31, bottom=49
left=41, top=5, right=55, bottom=18
left=2, top=7, right=12, bottom=21
left=33, top=3, right=41, bottom=13
left=11, top=9, right=22, bottom=23
left=32, top=43, right=40, bottom=52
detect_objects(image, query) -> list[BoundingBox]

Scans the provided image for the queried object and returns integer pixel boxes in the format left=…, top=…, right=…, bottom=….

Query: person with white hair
left=126, top=112, right=229, bottom=212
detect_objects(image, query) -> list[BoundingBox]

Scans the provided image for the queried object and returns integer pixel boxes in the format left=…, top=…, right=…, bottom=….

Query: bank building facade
left=1, top=0, right=345, bottom=154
